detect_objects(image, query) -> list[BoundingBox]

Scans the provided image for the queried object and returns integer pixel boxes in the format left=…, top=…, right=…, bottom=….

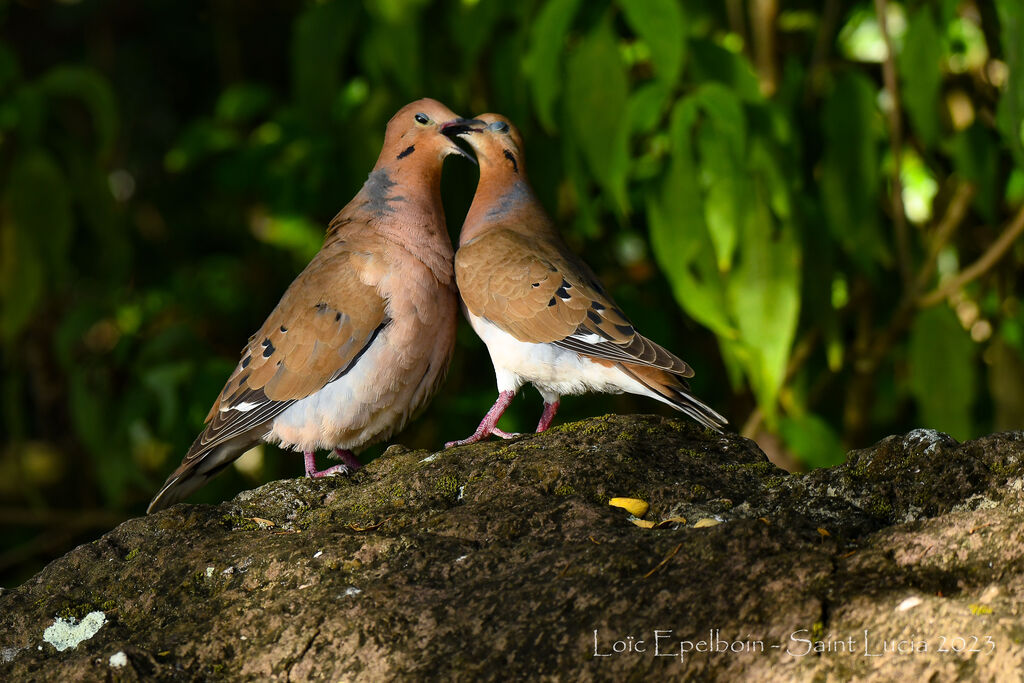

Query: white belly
left=266, top=330, right=407, bottom=451
left=468, top=311, right=655, bottom=403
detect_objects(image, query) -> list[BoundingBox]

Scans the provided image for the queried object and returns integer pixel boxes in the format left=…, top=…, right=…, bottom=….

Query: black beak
left=441, top=118, right=484, bottom=164
left=441, top=118, right=485, bottom=138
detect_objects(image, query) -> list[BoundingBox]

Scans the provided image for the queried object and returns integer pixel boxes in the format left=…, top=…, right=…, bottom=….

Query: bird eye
left=414, top=113, right=430, bottom=125
left=488, top=121, right=510, bottom=134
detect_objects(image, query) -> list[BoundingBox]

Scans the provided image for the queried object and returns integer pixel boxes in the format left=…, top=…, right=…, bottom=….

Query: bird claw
left=444, top=427, right=520, bottom=448
left=306, top=464, right=351, bottom=479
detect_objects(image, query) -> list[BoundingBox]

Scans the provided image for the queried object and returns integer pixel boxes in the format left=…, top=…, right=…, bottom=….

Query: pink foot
left=445, top=391, right=517, bottom=448
left=304, top=451, right=353, bottom=478
left=535, top=401, right=560, bottom=432
left=334, top=448, right=363, bottom=471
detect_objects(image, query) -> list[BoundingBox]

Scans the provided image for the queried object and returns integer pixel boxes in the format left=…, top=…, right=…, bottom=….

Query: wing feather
left=456, top=227, right=693, bottom=376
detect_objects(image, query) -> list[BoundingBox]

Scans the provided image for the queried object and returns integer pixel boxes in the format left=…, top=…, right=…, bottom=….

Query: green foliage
left=2, top=0, right=1024, bottom=585
left=565, top=16, right=630, bottom=214
left=901, top=7, right=944, bottom=146
left=909, top=306, right=978, bottom=441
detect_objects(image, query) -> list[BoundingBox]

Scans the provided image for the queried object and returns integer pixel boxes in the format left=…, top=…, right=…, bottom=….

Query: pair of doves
left=147, top=99, right=727, bottom=513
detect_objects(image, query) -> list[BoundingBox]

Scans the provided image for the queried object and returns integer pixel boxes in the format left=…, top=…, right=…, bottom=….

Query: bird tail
left=617, top=363, right=728, bottom=433
left=146, top=434, right=254, bottom=513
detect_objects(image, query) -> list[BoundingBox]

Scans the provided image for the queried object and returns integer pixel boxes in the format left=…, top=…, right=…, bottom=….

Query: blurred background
left=2, top=0, right=1022, bottom=585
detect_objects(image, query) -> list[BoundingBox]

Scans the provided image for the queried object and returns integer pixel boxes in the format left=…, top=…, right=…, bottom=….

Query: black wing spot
left=555, top=286, right=571, bottom=300
left=586, top=310, right=602, bottom=325
left=503, top=149, right=519, bottom=173
left=397, top=145, right=415, bottom=159
left=261, top=338, right=276, bottom=358
left=279, top=325, right=288, bottom=333
left=548, top=297, right=557, bottom=307
left=614, top=324, right=635, bottom=336
left=561, top=278, right=573, bottom=289
left=241, top=355, right=251, bottom=369
left=531, top=282, right=540, bottom=288
left=591, top=301, right=605, bottom=311
left=315, top=302, right=328, bottom=312
left=335, top=312, right=342, bottom=322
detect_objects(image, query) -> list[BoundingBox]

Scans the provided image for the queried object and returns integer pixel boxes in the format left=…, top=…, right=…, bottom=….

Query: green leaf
left=900, top=8, right=944, bottom=146
left=215, top=84, right=273, bottom=124
left=37, top=65, right=118, bottom=157
left=565, top=17, right=630, bottom=213
left=778, top=414, right=847, bottom=468
left=292, top=1, right=358, bottom=126
left=448, top=0, right=503, bottom=65
left=688, top=38, right=762, bottom=102
left=523, top=0, right=582, bottom=133
left=820, top=71, right=886, bottom=270
left=8, top=150, right=73, bottom=275
left=0, top=214, right=43, bottom=343
left=995, top=0, right=1024, bottom=167
left=251, top=214, right=323, bottom=263
left=908, top=306, right=977, bottom=440
left=692, top=85, right=748, bottom=270
left=726, top=182, right=801, bottom=421
left=627, top=81, right=672, bottom=134
left=949, top=123, right=998, bottom=221
left=646, top=98, right=735, bottom=338
left=620, top=0, right=686, bottom=95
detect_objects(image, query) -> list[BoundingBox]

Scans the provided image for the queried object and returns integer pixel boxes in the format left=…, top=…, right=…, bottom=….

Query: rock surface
left=1, top=414, right=1023, bottom=681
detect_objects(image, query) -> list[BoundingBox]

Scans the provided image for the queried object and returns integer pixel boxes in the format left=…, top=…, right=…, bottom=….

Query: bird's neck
left=460, top=172, right=553, bottom=246
left=330, top=164, right=454, bottom=282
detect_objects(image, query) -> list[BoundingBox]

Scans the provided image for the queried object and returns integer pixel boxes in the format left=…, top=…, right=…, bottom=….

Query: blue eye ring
left=488, top=121, right=510, bottom=134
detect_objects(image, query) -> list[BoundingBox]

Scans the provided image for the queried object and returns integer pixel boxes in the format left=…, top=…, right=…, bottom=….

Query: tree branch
left=919, top=201, right=1024, bottom=307
left=874, top=0, right=912, bottom=287
left=912, top=181, right=977, bottom=298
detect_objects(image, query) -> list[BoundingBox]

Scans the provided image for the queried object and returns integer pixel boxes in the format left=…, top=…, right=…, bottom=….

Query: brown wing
left=185, top=237, right=391, bottom=462
left=456, top=227, right=693, bottom=376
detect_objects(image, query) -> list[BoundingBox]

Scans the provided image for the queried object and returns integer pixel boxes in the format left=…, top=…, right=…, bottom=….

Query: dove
left=444, top=114, right=726, bottom=447
left=148, top=98, right=476, bottom=512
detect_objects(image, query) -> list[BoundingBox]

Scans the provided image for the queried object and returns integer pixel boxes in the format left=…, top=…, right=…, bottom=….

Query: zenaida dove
left=148, top=99, right=475, bottom=512
left=443, top=114, right=727, bottom=447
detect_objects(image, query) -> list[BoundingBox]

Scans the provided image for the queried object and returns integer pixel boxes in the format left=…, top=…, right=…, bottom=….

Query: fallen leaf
left=609, top=497, right=649, bottom=517
left=652, top=516, right=687, bottom=529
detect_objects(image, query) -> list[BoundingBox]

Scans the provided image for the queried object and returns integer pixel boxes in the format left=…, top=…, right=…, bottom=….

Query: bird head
left=381, top=98, right=480, bottom=166
left=442, top=113, right=525, bottom=176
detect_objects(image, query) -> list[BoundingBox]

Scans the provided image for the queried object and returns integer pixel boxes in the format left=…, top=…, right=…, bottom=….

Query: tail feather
left=146, top=432, right=259, bottom=513
left=617, top=363, right=728, bottom=432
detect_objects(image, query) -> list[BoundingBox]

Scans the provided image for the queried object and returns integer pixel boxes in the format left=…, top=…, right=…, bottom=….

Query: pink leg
left=304, top=451, right=353, bottom=478
left=445, top=391, right=519, bottom=448
left=334, top=448, right=363, bottom=471
left=535, top=401, right=560, bottom=432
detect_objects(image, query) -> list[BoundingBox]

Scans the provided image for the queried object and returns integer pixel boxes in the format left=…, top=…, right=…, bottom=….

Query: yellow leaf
left=630, top=518, right=656, bottom=529
left=693, top=518, right=721, bottom=528
left=609, top=497, right=649, bottom=517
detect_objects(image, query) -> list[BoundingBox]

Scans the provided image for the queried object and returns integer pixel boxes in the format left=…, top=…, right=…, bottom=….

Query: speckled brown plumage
left=148, top=99, right=471, bottom=512
left=445, top=114, right=726, bottom=447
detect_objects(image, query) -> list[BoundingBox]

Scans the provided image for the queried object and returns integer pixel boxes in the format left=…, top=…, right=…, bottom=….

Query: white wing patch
left=222, top=401, right=261, bottom=413
left=574, top=333, right=604, bottom=345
